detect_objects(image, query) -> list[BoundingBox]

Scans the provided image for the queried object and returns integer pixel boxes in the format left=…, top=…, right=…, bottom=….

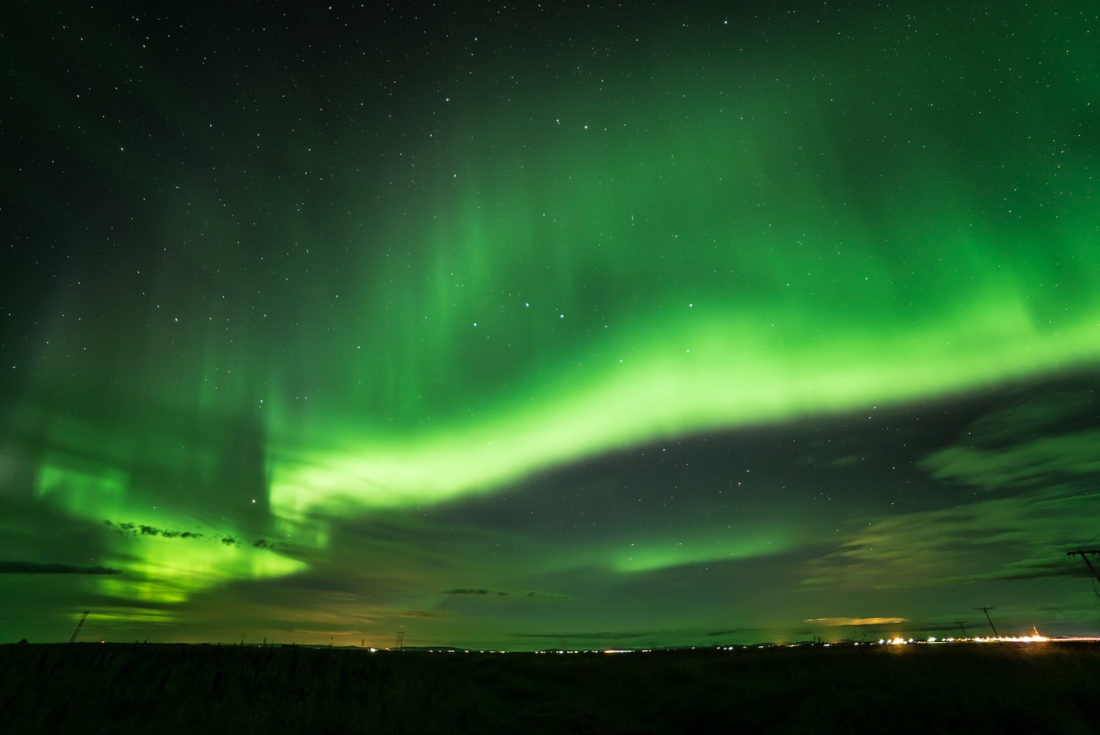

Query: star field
left=1, top=1, right=1098, bottom=648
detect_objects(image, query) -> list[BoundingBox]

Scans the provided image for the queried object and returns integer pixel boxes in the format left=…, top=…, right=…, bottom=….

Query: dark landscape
left=3, top=642, right=1099, bottom=734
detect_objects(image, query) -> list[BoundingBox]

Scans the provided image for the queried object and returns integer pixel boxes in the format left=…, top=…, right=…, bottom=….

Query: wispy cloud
left=0, top=561, right=121, bottom=575
left=396, top=609, right=452, bottom=619
left=801, top=489, right=1099, bottom=590
left=441, top=588, right=569, bottom=599
left=919, top=429, right=1100, bottom=492
left=804, top=617, right=907, bottom=626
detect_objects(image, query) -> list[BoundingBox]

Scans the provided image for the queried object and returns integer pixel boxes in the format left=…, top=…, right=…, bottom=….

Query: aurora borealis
left=2, top=1, right=1099, bottom=649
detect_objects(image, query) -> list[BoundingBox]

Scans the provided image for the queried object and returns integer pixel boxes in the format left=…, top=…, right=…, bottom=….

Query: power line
left=1067, top=548, right=1100, bottom=597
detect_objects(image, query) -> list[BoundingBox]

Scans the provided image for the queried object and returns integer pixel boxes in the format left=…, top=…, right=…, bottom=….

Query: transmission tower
left=975, top=606, right=999, bottom=637
left=69, top=611, right=89, bottom=643
left=395, top=630, right=405, bottom=650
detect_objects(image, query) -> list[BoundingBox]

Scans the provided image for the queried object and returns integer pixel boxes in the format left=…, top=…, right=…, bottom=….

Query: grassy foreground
left=1, top=642, right=1098, bottom=733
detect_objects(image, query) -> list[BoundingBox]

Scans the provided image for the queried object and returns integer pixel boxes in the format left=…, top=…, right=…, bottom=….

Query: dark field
left=2, top=643, right=1099, bottom=734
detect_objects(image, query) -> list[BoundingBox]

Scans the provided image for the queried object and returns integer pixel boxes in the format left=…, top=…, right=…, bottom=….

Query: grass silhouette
left=2, top=642, right=1099, bottom=733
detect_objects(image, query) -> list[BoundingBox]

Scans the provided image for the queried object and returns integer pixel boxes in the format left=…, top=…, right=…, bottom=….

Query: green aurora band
left=272, top=20, right=1100, bottom=514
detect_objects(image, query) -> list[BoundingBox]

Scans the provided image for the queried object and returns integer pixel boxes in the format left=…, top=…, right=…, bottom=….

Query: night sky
left=2, top=1, right=1099, bottom=649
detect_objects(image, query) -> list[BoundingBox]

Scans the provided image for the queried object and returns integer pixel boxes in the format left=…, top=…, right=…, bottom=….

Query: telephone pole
left=975, top=606, right=999, bottom=637
left=1067, top=549, right=1100, bottom=585
left=68, top=611, right=89, bottom=643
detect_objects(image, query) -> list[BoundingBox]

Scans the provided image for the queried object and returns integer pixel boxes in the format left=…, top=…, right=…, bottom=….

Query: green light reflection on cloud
left=35, top=461, right=307, bottom=606
left=609, top=530, right=795, bottom=574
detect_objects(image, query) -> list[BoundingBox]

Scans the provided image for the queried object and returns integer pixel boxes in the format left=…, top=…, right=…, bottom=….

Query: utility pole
left=952, top=621, right=968, bottom=638
left=68, top=611, right=89, bottom=643
left=975, top=606, right=999, bottom=637
left=1067, top=549, right=1100, bottom=589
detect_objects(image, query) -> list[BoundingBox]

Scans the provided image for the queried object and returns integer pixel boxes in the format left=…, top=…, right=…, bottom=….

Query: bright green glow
left=87, top=608, right=180, bottom=625
left=260, top=37, right=1100, bottom=514
left=36, top=462, right=305, bottom=606
left=271, top=299, right=1100, bottom=515
left=99, top=534, right=306, bottom=605
left=609, top=530, right=794, bottom=573
left=37, top=462, right=128, bottom=520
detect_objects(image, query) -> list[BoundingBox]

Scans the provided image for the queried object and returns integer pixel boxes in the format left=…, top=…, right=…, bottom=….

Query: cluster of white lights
left=880, top=637, right=915, bottom=645
left=877, top=633, right=1050, bottom=646
left=349, top=631, right=1092, bottom=654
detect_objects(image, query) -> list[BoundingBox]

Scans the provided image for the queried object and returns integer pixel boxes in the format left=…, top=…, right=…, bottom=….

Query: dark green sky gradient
left=2, top=1, right=1098, bottom=647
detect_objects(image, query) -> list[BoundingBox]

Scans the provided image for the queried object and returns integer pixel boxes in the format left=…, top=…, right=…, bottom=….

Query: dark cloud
left=102, top=520, right=280, bottom=551
left=103, top=520, right=203, bottom=540
left=441, top=588, right=568, bottom=599
left=0, top=561, right=121, bottom=575
left=269, top=574, right=364, bottom=595
left=984, top=558, right=1095, bottom=582
left=525, top=590, right=571, bottom=599
left=962, top=386, right=1100, bottom=448
left=397, top=610, right=452, bottom=619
